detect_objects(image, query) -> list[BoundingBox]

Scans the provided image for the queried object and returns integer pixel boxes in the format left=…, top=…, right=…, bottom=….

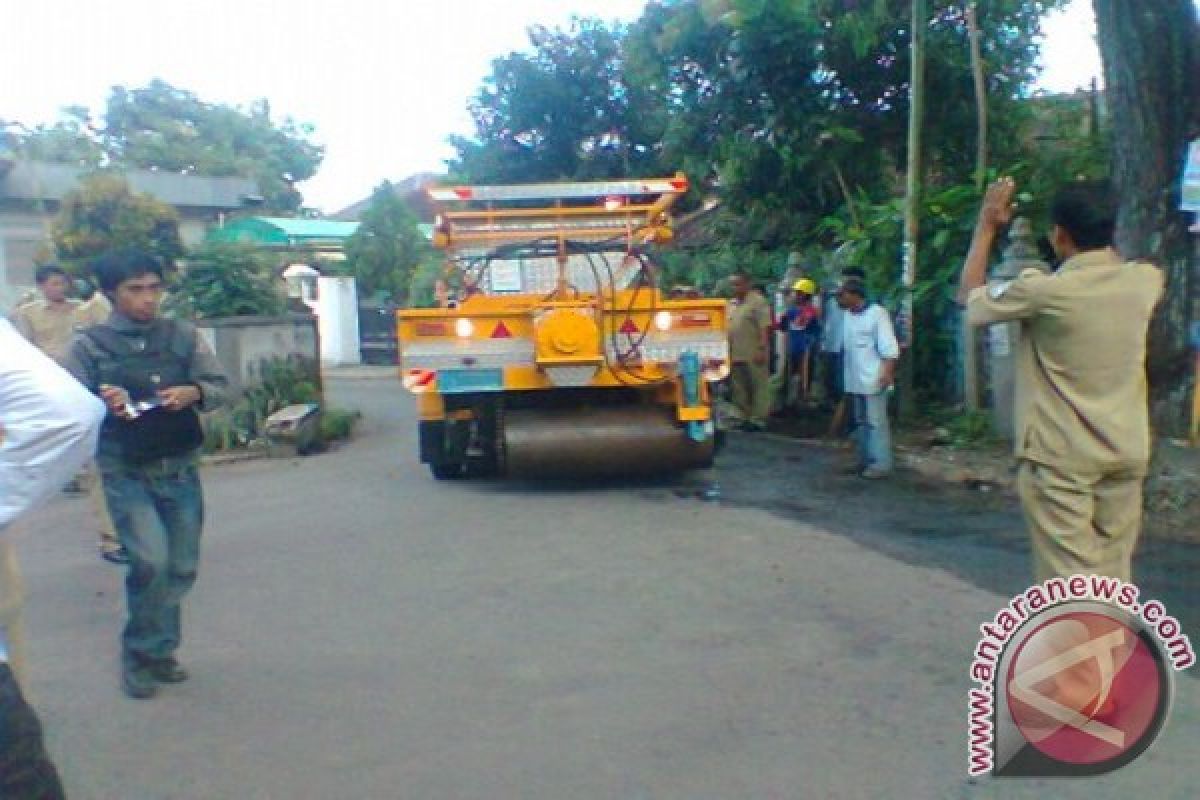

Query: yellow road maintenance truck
left=397, top=174, right=728, bottom=480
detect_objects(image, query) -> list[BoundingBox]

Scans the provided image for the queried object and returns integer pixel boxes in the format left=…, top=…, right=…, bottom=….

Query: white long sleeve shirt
left=841, top=303, right=900, bottom=395
left=0, top=319, right=105, bottom=531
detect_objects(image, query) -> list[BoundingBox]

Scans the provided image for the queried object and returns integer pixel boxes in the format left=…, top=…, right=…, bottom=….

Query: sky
left=3, top=0, right=1105, bottom=214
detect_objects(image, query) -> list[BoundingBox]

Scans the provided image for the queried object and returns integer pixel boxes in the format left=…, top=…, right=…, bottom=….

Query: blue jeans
left=99, top=455, right=203, bottom=663
left=848, top=392, right=893, bottom=472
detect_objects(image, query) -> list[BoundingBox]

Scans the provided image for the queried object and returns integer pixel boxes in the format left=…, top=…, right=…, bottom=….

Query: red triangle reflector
left=491, top=321, right=512, bottom=338
left=619, top=318, right=640, bottom=334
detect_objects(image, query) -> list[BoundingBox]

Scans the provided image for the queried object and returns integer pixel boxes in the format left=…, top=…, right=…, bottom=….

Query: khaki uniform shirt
left=11, top=299, right=82, bottom=363
left=967, top=249, right=1163, bottom=472
left=728, top=292, right=771, bottom=363
left=73, top=293, right=112, bottom=328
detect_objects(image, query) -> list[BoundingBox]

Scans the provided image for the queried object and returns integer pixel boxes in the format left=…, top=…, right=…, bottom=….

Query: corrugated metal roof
left=207, top=216, right=359, bottom=247
left=0, top=160, right=259, bottom=209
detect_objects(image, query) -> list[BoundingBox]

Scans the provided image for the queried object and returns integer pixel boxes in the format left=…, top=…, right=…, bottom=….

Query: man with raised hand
left=960, top=178, right=1163, bottom=583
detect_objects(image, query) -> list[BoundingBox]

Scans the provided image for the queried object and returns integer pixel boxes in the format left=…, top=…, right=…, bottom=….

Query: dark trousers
left=821, top=352, right=843, bottom=406
left=0, top=663, right=66, bottom=800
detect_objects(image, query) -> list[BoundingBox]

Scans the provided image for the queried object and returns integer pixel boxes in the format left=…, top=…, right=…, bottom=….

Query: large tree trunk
left=1093, top=0, right=1199, bottom=435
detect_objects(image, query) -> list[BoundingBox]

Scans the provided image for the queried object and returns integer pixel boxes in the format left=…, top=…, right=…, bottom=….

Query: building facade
left=0, top=158, right=260, bottom=308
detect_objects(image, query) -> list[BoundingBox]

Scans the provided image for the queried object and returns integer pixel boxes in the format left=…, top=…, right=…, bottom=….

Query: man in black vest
left=64, top=249, right=229, bottom=699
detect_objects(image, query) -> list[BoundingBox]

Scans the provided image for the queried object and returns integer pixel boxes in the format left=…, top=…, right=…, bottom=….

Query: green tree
left=52, top=172, right=184, bottom=270
left=3, top=106, right=106, bottom=167
left=451, top=1, right=1066, bottom=247
left=14, top=80, right=323, bottom=211
left=450, top=18, right=662, bottom=183
left=343, top=181, right=437, bottom=304
left=622, top=0, right=729, bottom=190
left=169, top=242, right=284, bottom=319
left=407, top=257, right=449, bottom=309
left=624, top=0, right=1065, bottom=237
left=103, top=81, right=323, bottom=211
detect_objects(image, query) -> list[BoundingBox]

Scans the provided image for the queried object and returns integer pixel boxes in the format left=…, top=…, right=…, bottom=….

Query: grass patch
left=319, top=409, right=361, bottom=443
left=911, top=405, right=1004, bottom=450
left=941, top=409, right=1002, bottom=449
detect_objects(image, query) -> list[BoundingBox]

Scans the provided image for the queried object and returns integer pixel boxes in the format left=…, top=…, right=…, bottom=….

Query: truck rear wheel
left=420, top=419, right=467, bottom=480
left=429, top=461, right=465, bottom=481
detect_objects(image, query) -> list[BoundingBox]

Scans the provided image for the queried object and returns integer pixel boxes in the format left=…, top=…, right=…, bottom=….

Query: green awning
left=209, top=216, right=359, bottom=247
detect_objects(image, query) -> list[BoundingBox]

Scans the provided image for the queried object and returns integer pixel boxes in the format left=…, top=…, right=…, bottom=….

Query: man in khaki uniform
left=960, top=178, right=1163, bottom=583
left=74, top=278, right=113, bottom=328
left=73, top=284, right=125, bottom=562
left=14, top=272, right=123, bottom=562
left=11, top=265, right=80, bottom=363
left=727, top=271, right=773, bottom=431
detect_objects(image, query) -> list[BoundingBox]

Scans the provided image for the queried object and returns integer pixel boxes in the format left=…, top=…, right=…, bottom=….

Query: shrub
left=201, top=355, right=320, bottom=453
left=169, top=242, right=285, bottom=319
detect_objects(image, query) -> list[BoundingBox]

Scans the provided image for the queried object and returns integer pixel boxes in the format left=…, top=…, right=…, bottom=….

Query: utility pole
left=963, top=2, right=987, bottom=410
left=898, top=0, right=927, bottom=418
left=966, top=3, right=987, bottom=191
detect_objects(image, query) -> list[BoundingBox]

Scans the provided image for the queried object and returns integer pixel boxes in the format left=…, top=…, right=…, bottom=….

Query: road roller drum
left=500, top=406, right=714, bottom=479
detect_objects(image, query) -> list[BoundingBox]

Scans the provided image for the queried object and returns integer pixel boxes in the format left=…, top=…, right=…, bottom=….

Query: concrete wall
left=196, top=314, right=320, bottom=396
left=314, top=275, right=361, bottom=367
left=0, top=210, right=49, bottom=310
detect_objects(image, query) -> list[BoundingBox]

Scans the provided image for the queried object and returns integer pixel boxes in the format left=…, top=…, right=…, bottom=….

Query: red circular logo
left=1005, top=610, right=1165, bottom=767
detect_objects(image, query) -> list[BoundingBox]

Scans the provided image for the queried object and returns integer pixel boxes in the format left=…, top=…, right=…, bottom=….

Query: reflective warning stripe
left=403, top=332, right=725, bottom=371
left=657, top=333, right=728, bottom=362
left=605, top=333, right=728, bottom=365
left=429, top=177, right=688, bottom=203
left=644, top=333, right=728, bottom=364
left=401, top=338, right=535, bottom=370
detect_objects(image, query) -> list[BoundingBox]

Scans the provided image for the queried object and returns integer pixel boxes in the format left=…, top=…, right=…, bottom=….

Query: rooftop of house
left=208, top=216, right=359, bottom=246
left=331, top=172, right=441, bottom=221
left=0, top=159, right=261, bottom=210
left=253, top=217, right=360, bottom=239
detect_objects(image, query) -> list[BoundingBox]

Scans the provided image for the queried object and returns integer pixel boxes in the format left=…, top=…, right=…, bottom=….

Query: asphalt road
left=15, top=369, right=1200, bottom=799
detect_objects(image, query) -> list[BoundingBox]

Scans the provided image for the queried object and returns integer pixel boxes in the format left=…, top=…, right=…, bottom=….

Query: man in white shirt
left=836, top=277, right=899, bottom=478
left=1, top=316, right=104, bottom=799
